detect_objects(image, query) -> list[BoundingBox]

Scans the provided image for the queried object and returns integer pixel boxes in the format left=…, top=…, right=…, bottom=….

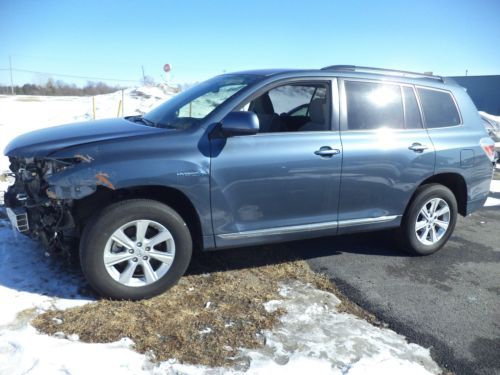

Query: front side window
left=268, top=85, right=327, bottom=115
left=417, top=88, right=461, bottom=128
left=243, top=82, right=330, bottom=133
left=288, top=104, right=309, bottom=117
left=143, top=74, right=259, bottom=129
left=345, top=81, right=404, bottom=130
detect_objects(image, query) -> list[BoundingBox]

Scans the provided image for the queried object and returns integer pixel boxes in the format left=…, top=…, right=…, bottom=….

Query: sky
left=1, top=0, right=499, bottom=87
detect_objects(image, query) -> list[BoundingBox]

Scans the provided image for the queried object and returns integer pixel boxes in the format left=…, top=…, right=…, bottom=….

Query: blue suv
left=4, top=65, right=496, bottom=299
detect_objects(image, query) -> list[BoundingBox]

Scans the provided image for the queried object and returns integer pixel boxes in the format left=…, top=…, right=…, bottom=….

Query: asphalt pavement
left=299, top=192, right=500, bottom=374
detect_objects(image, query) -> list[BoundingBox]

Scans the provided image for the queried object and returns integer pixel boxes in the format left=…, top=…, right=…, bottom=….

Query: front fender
left=45, top=130, right=212, bottom=233
left=47, top=157, right=209, bottom=194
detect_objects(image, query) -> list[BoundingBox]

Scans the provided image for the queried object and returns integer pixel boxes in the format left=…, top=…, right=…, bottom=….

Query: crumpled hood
left=4, top=118, right=167, bottom=158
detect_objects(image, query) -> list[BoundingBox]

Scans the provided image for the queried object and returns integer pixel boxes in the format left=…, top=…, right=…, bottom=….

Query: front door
left=210, top=80, right=343, bottom=247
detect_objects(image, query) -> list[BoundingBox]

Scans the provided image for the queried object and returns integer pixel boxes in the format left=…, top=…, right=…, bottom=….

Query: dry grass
left=15, top=96, right=42, bottom=102
left=33, top=246, right=378, bottom=367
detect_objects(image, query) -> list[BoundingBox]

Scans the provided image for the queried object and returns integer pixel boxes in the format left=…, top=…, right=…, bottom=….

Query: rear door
left=210, top=79, right=343, bottom=247
left=338, top=79, right=435, bottom=232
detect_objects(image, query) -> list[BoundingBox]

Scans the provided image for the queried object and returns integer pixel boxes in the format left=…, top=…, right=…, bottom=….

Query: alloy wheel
left=103, top=219, right=176, bottom=287
left=414, top=198, right=451, bottom=246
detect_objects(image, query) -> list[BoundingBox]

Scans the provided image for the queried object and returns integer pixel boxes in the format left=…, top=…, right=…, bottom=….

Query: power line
left=2, top=53, right=117, bottom=65
left=0, top=68, right=141, bottom=83
left=9, top=57, right=14, bottom=94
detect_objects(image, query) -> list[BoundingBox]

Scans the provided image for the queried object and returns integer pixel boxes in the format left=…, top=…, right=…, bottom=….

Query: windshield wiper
left=140, top=117, right=157, bottom=127
left=126, top=115, right=157, bottom=127
left=128, top=115, right=189, bottom=130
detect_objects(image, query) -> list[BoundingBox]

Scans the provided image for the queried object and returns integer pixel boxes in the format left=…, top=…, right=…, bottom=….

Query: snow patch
left=490, top=179, right=500, bottom=193
left=0, top=327, right=153, bottom=375
left=0, top=222, right=91, bottom=327
left=243, top=281, right=440, bottom=374
left=484, top=197, right=500, bottom=207
left=484, top=179, right=500, bottom=207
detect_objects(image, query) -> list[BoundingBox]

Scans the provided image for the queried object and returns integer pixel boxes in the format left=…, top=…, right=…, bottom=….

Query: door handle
left=314, top=146, right=341, bottom=157
left=408, top=143, right=428, bottom=153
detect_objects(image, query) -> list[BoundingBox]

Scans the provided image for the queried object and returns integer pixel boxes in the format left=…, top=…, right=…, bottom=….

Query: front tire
left=400, top=184, right=458, bottom=255
left=80, top=199, right=192, bottom=300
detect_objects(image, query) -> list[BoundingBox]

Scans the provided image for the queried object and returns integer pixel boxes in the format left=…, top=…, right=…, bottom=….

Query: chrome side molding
left=217, top=215, right=399, bottom=240
left=338, top=215, right=398, bottom=228
left=218, top=220, right=338, bottom=239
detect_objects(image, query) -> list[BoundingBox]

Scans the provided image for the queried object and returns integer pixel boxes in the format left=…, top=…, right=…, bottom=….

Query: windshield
left=143, top=74, right=260, bottom=129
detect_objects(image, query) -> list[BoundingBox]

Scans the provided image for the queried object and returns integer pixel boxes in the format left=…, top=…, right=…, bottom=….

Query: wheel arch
left=73, top=185, right=204, bottom=250
left=407, top=173, right=468, bottom=217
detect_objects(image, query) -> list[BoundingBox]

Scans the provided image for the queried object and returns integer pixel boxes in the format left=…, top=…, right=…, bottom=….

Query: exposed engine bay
left=4, top=157, right=80, bottom=255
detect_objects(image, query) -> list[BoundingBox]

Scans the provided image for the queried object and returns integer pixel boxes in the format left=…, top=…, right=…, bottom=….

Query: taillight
left=480, top=137, right=496, bottom=162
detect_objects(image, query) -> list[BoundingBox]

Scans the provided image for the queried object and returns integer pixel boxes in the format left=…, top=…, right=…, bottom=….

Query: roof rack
left=321, top=65, right=444, bottom=82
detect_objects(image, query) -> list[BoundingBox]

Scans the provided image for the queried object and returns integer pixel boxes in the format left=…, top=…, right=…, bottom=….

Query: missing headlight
left=43, top=157, right=82, bottom=176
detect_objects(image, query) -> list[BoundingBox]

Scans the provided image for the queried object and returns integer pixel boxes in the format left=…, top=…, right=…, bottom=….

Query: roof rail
left=321, top=65, right=444, bottom=82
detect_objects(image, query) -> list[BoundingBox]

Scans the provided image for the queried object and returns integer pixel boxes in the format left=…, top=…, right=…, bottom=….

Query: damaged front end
left=4, top=156, right=86, bottom=254
left=2, top=117, right=166, bottom=255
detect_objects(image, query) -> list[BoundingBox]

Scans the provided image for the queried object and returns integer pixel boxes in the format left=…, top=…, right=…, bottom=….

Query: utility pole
left=141, top=65, right=146, bottom=84
left=9, top=56, right=14, bottom=95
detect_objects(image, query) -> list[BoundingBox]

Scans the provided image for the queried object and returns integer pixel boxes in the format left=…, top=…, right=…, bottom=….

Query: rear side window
left=345, top=81, right=404, bottom=130
left=417, top=88, right=461, bottom=128
left=402, top=86, right=423, bottom=129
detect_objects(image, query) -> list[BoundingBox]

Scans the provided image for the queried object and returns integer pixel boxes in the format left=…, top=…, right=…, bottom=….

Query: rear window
left=417, top=88, right=461, bottom=128
left=345, top=81, right=404, bottom=130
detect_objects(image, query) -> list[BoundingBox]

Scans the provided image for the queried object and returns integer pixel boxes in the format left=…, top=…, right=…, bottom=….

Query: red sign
left=163, top=64, right=171, bottom=73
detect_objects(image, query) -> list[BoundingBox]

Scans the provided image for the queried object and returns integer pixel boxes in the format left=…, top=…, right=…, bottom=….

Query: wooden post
left=117, top=100, right=122, bottom=117
left=92, top=96, right=96, bottom=120
left=121, top=89, right=124, bottom=116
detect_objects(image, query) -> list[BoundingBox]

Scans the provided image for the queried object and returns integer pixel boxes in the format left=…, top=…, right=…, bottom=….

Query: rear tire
left=80, top=199, right=192, bottom=300
left=399, top=184, right=457, bottom=255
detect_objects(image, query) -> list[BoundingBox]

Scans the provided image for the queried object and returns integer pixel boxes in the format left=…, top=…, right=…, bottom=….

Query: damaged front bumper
left=4, top=150, right=120, bottom=254
left=4, top=156, right=80, bottom=253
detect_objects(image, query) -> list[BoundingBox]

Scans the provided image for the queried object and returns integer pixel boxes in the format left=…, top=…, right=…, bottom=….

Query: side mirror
left=221, top=111, right=259, bottom=136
